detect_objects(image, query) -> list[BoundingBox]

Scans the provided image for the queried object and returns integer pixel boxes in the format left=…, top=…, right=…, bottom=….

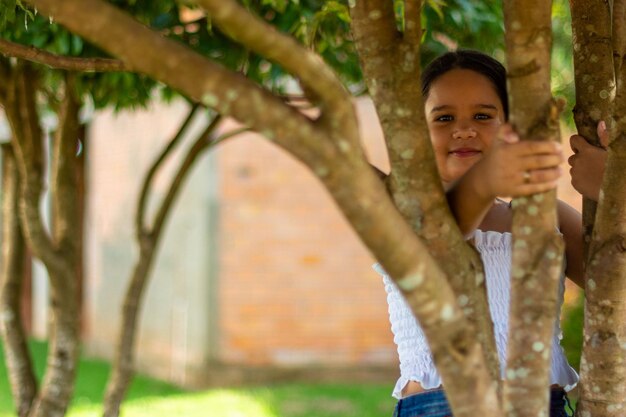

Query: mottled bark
left=3, top=66, right=81, bottom=417
left=576, top=2, right=626, bottom=415
left=569, top=0, right=615, bottom=256
left=0, top=144, right=37, bottom=417
left=349, top=0, right=500, bottom=389
left=503, top=2, right=565, bottom=417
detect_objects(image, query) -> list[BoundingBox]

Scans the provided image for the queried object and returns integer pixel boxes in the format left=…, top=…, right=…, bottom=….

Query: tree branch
left=26, top=0, right=338, bottom=169
left=404, top=0, right=422, bottom=45
left=50, top=74, right=82, bottom=254
left=0, top=38, right=127, bottom=72
left=150, top=124, right=245, bottom=239
left=4, top=64, right=63, bottom=277
left=0, top=144, right=37, bottom=417
left=136, top=103, right=201, bottom=234
left=195, top=0, right=358, bottom=143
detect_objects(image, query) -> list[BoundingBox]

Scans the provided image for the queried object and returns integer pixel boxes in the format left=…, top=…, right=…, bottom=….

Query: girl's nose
left=452, top=126, right=477, bottom=140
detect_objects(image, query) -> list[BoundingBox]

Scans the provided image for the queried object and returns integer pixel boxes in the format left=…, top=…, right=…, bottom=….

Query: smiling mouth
left=449, top=148, right=482, bottom=158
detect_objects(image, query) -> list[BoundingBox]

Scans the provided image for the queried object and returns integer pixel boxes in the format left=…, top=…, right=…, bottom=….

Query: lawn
left=0, top=341, right=395, bottom=417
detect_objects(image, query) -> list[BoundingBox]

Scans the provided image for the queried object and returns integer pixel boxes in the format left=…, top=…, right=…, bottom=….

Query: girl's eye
left=475, top=113, right=492, bottom=120
left=435, top=115, right=453, bottom=122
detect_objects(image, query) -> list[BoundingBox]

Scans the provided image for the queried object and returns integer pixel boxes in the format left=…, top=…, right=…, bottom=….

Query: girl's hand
left=568, top=121, right=609, bottom=202
left=472, top=124, right=564, bottom=199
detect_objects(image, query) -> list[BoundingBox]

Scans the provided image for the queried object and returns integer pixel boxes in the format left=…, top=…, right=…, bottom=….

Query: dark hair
left=421, top=50, right=509, bottom=120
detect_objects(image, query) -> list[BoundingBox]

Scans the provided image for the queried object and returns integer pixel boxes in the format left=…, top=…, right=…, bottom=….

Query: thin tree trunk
left=0, top=143, right=37, bottom=417
left=3, top=65, right=82, bottom=417
left=576, top=2, right=626, bottom=415
left=503, top=2, right=565, bottom=417
left=30, top=76, right=82, bottom=417
left=576, top=149, right=626, bottom=413
left=569, top=0, right=615, bottom=257
left=102, top=110, right=230, bottom=417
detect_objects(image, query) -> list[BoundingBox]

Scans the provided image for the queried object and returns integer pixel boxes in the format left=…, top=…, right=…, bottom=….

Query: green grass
left=0, top=341, right=395, bottom=417
left=561, top=292, right=584, bottom=371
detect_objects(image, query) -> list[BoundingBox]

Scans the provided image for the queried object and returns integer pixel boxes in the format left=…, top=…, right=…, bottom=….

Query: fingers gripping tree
left=9, top=1, right=626, bottom=417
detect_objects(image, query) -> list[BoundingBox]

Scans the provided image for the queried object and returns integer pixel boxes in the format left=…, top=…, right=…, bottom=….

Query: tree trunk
left=577, top=148, right=626, bottom=414
left=103, top=111, right=227, bottom=417
left=576, top=2, right=626, bottom=415
left=569, top=0, right=615, bottom=257
left=102, top=240, right=154, bottom=417
left=3, top=65, right=82, bottom=417
left=503, top=2, right=565, bottom=417
left=0, top=143, right=37, bottom=417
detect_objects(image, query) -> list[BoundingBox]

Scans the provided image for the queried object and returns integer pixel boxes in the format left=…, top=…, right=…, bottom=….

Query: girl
left=376, top=50, right=603, bottom=417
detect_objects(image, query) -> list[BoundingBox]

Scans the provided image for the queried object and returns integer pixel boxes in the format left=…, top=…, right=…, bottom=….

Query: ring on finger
left=523, top=170, right=531, bottom=184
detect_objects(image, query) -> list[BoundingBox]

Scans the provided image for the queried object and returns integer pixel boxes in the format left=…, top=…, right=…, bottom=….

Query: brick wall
left=216, top=101, right=396, bottom=366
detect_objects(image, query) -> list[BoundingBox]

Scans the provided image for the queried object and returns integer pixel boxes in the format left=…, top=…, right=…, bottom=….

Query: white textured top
left=375, top=229, right=579, bottom=399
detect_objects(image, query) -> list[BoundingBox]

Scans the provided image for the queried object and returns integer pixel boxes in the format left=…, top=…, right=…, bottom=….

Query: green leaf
left=71, top=35, right=84, bottom=55
left=0, top=0, right=18, bottom=30
left=426, top=0, right=446, bottom=19
left=262, top=0, right=288, bottom=13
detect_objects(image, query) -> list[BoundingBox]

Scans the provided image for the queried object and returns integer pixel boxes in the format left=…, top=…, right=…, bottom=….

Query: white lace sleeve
left=373, top=263, right=442, bottom=399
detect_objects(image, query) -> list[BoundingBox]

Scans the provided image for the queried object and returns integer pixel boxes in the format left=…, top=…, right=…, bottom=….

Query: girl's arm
left=558, top=200, right=585, bottom=288
left=447, top=125, right=564, bottom=237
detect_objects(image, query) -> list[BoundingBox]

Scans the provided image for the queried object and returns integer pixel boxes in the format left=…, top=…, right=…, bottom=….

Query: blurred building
left=80, top=98, right=397, bottom=387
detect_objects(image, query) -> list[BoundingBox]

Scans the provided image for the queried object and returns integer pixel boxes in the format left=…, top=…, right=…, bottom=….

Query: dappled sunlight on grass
left=66, top=390, right=278, bottom=417
left=0, top=341, right=394, bottom=417
left=64, top=385, right=393, bottom=417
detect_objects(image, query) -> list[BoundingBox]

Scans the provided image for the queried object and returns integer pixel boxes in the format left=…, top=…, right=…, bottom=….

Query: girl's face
left=424, top=68, right=505, bottom=187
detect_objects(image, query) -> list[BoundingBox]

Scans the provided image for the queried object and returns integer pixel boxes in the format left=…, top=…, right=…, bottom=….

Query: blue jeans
left=393, top=388, right=573, bottom=417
